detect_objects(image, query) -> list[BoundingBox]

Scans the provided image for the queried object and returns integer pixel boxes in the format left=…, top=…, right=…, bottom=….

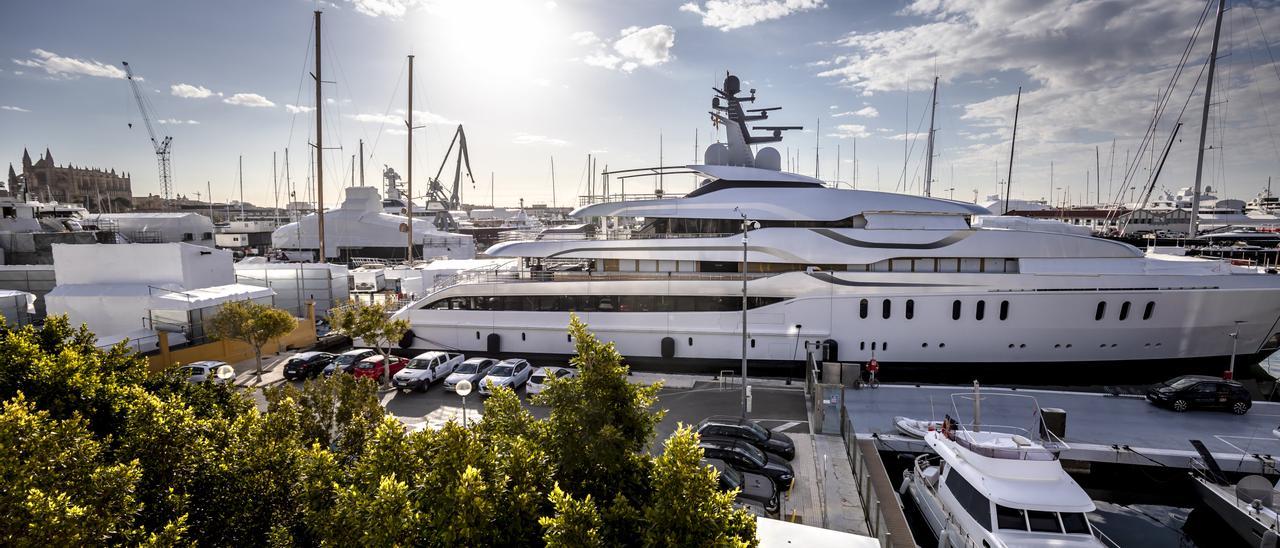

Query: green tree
left=534, top=313, right=665, bottom=542
left=328, top=299, right=410, bottom=386
left=541, top=485, right=604, bottom=548
left=207, top=300, right=298, bottom=378
left=0, top=394, right=149, bottom=546
left=643, top=426, right=757, bottom=548
left=264, top=373, right=385, bottom=460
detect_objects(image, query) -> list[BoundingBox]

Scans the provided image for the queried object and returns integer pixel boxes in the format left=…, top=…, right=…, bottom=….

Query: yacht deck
left=843, top=384, right=1280, bottom=473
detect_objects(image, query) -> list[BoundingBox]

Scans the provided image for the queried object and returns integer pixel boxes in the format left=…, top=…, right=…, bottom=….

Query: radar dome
left=723, top=75, right=741, bottom=96
left=755, top=147, right=781, bottom=171
left=704, top=143, right=729, bottom=166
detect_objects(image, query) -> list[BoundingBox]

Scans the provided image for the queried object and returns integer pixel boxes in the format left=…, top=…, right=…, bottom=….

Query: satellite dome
left=723, top=75, right=741, bottom=96
left=755, top=147, right=781, bottom=171
left=704, top=142, right=729, bottom=166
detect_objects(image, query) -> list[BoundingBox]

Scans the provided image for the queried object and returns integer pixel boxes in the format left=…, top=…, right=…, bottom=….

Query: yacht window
left=890, top=259, right=912, bottom=272
left=1143, top=301, right=1155, bottom=320
left=1095, top=302, right=1106, bottom=321
left=1119, top=301, right=1131, bottom=321
left=944, top=471, right=991, bottom=531
left=1059, top=512, right=1091, bottom=534
left=952, top=300, right=962, bottom=320
left=905, top=300, right=915, bottom=320
left=995, top=505, right=1026, bottom=530
left=975, top=300, right=985, bottom=321
left=882, top=299, right=891, bottom=319
left=1026, top=510, right=1062, bottom=533
left=859, top=299, right=868, bottom=319
left=960, top=258, right=983, bottom=273
left=938, top=259, right=959, bottom=273
left=914, top=258, right=936, bottom=272
left=999, top=301, right=1009, bottom=321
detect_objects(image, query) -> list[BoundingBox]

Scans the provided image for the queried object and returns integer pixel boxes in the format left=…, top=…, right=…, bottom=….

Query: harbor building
left=7, top=148, right=132, bottom=212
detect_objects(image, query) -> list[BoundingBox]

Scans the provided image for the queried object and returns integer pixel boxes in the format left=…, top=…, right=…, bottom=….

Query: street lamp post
left=1227, top=321, right=1245, bottom=379
left=736, top=207, right=759, bottom=418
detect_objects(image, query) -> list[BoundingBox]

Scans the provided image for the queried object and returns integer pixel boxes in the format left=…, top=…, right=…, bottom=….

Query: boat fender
left=660, top=337, right=675, bottom=359
left=487, top=333, right=501, bottom=354
left=398, top=330, right=416, bottom=349
left=1262, top=527, right=1278, bottom=548
left=898, top=473, right=910, bottom=495
left=938, top=525, right=952, bottom=548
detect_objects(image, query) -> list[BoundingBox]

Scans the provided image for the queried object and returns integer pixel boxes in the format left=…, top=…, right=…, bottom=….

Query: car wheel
left=416, top=382, right=429, bottom=393
left=1232, top=401, right=1249, bottom=415
left=1172, top=399, right=1189, bottom=412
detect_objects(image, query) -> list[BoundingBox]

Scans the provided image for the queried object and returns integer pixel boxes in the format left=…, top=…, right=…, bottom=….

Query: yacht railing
left=423, top=268, right=776, bottom=298
left=946, top=392, right=1070, bottom=460
left=495, top=229, right=738, bottom=243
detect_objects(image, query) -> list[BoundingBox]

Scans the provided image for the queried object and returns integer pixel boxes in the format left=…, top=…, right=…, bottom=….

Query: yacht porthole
left=939, top=343, right=946, bottom=348
left=921, top=343, right=928, bottom=348
left=687, top=337, right=693, bottom=346
left=1066, top=344, right=1072, bottom=348
left=1110, top=343, right=1117, bottom=347
left=1008, top=344, right=1014, bottom=349
left=1019, top=344, right=1026, bottom=348
left=521, top=332, right=526, bottom=341
left=1054, top=344, right=1061, bottom=348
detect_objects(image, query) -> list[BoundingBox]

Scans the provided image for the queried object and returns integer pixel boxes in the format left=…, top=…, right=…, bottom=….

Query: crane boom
left=122, top=61, right=174, bottom=204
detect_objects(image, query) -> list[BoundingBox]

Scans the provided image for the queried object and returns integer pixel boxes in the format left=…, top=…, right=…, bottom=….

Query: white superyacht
left=391, top=73, right=1280, bottom=380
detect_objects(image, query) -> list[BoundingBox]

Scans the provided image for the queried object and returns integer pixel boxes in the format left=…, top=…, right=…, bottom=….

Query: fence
left=804, top=352, right=916, bottom=547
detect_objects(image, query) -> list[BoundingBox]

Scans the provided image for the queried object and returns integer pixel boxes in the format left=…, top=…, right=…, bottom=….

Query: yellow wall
left=147, top=302, right=318, bottom=374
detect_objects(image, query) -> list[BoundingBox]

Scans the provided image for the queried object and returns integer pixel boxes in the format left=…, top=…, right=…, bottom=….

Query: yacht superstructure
left=390, top=73, right=1280, bottom=379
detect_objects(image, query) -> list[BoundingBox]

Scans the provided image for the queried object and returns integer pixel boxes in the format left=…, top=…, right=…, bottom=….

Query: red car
left=351, top=355, right=409, bottom=381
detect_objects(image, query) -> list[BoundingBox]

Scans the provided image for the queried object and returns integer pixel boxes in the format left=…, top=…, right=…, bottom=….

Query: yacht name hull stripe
left=804, top=272, right=961, bottom=287
left=546, top=245, right=809, bottom=262
left=811, top=228, right=972, bottom=249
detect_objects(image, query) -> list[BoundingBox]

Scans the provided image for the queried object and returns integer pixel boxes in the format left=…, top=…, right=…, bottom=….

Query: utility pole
left=924, top=76, right=938, bottom=197
left=1191, top=0, right=1226, bottom=237
left=312, top=10, right=326, bottom=262
left=736, top=207, right=756, bottom=418
left=1004, top=86, right=1021, bottom=214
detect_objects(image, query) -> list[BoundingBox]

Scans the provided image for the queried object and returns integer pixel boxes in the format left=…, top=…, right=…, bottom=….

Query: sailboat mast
left=924, top=76, right=938, bottom=197
left=1190, top=0, right=1226, bottom=237
left=313, top=10, right=326, bottom=262
left=273, top=151, right=279, bottom=225
left=406, top=54, right=415, bottom=264
left=359, top=139, right=365, bottom=187
left=238, top=154, right=244, bottom=220
left=1004, top=86, right=1021, bottom=214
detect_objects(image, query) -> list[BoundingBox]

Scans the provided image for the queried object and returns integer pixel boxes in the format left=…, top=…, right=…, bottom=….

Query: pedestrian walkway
left=781, top=430, right=869, bottom=535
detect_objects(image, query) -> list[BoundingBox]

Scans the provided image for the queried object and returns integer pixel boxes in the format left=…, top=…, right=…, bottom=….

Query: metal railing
left=422, top=268, right=776, bottom=299
left=842, top=408, right=917, bottom=547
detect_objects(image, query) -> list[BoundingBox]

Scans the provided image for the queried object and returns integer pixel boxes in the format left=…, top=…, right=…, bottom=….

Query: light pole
left=1227, top=321, right=1245, bottom=380
left=736, top=207, right=759, bottom=418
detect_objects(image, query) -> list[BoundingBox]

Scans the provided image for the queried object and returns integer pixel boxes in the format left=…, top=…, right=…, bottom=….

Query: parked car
left=443, top=357, right=498, bottom=392
left=477, top=358, right=534, bottom=395
left=351, top=355, right=409, bottom=381
left=703, top=458, right=779, bottom=514
left=698, top=436, right=794, bottom=489
left=1147, top=375, right=1252, bottom=414
left=179, top=361, right=233, bottom=385
left=393, top=351, right=466, bottom=392
left=697, top=416, right=795, bottom=460
left=323, top=349, right=377, bottom=377
left=526, top=366, right=578, bottom=396
left=282, top=352, right=335, bottom=380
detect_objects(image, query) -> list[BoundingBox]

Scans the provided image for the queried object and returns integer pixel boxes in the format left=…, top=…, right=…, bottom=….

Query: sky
left=1, top=0, right=1278, bottom=210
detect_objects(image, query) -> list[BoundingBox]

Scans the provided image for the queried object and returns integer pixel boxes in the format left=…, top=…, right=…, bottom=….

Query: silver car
left=526, top=366, right=578, bottom=396
left=179, top=360, right=233, bottom=385
left=442, top=357, right=498, bottom=392
left=477, top=358, right=534, bottom=395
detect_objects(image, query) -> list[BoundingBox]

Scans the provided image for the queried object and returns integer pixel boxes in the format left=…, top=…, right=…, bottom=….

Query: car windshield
left=356, top=360, right=377, bottom=369
left=407, top=359, right=433, bottom=370
left=1168, top=377, right=1201, bottom=389
left=531, top=374, right=547, bottom=384
left=745, top=421, right=770, bottom=439
left=490, top=366, right=514, bottom=377
left=737, top=443, right=766, bottom=465
left=456, top=363, right=479, bottom=374
left=335, top=353, right=365, bottom=365
left=719, top=464, right=743, bottom=488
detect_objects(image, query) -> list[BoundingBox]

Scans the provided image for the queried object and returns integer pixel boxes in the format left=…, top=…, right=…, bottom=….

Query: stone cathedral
left=6, top=148, right=133, bottom=212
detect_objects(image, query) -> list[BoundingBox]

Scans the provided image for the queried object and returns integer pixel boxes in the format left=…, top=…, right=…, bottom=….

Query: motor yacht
left=901, top=393, right=1114, bottom=547
left=1190, top=436, right=1280, bottom=546
left=389, top=72, right=1280, bottom=380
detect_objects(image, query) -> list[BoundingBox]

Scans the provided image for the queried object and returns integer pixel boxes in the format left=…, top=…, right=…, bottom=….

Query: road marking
left=771, top=421, right=803, bottom=432
left=380, top=390, right=397, bottom=406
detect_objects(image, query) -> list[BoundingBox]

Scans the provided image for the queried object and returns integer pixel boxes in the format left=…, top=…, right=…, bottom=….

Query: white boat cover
left=271, top=186, right=474, bottom=259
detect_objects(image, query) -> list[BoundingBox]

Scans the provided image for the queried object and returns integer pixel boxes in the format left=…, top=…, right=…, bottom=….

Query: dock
left=842, top=384, right=1280, bottom=473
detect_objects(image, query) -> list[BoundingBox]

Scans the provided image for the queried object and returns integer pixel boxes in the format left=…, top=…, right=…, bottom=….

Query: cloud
left=351, top=113, right=403, bottom=125
left=386, top=128, right=409, bottom=136
left=513, top=133, right=569, bottom=146
left=578, top=25, right=676, bottom=73
left=827, top=124, right=870, bottom=139
left=349, top=110, right=458, bottom=126
left=285, top=104, right=314, bottom=114
left=157, top=118, right=199, bottom=125
left=886, top=131, right=928, bottom=141
left=679, top=0, right=824, bottom=32
left=833, top=106, right=879, bottom=118
left=570, top=31, right=601, bottom=46
left=170, top=83, right=214, bottom=99
left=1, top=105, right=31, bottom=113
left=222, top=93, right=275, bottom=108
left=345, top=0, right=421, bottom=18
left=13, top=49, right=125, bottom=79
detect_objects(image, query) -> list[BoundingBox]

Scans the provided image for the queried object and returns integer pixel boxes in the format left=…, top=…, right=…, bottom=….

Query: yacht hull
left=1192, top=476, right=1276, bottom=545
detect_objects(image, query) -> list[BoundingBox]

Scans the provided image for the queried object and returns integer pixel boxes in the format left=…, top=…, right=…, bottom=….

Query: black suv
left=282, top=352, right=335, bottom=380
left=703, top=458, right=779, bottom=515
left=698, top=436, right=794, bottom=489
left=697, top=416, right=795, bottom=460
left=1147, top=375, right=1252, bottom=415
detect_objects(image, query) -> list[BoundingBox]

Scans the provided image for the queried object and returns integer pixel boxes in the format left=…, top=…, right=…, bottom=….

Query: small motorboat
left=894, top=416, right=943, bottom=439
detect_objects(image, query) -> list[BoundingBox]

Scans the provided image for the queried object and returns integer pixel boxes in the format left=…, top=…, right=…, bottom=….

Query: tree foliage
left=207, top=300, right=298, bottom=377
left=328, top=299, right=410, bottom=385
left=0, top=313, right=757, bottom=546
